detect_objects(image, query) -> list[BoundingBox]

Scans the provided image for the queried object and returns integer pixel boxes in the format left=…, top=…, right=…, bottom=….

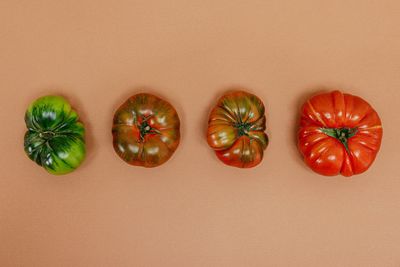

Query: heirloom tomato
left=298, top=90, right=382, bottom=177
left=207, top=91, right=269, bottom=168
left=24, top=95, right=86, bottom=175
left=112, top=93, right=180, bottom=167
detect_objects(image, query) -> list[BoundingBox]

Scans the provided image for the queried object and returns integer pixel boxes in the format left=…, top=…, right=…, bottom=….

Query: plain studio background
left=1, top=0, right=400, bottom=266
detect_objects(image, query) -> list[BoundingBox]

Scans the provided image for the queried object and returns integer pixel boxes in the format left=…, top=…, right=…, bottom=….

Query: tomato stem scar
left=320, top=127, right=358, bottom=153
left=138, top=116, right=160, bottom=141
left=39, top=131, right=56, bottom=140
left=233, top=122, right=252, bottom=137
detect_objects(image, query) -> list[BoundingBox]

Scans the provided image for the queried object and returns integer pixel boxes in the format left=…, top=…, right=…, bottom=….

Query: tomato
left=24, top=95, right=86, bottom=175
left=112, top=93, right=180, bottom=167
left=298, top=90, right=383, bottom=176
left=207, top=91, right=269, bottom=168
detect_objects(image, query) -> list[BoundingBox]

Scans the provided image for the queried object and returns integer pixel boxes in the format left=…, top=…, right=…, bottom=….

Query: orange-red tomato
left=207, top=91, right=269, bottom=168
left=112, top=93, right=180, bottom=167
left=298, top=90, right=383, bottom=176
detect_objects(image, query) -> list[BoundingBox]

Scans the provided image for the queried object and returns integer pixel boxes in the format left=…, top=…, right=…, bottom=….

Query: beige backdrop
left=1, top=0, right=400, bottom=266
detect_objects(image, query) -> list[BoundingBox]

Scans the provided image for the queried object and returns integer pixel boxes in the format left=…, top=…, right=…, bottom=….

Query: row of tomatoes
left=24, top=90, right=382, bottom=177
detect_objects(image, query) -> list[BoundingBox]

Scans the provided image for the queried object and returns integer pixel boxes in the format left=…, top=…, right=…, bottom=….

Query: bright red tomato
left=298, top=90, right=383, bottom=176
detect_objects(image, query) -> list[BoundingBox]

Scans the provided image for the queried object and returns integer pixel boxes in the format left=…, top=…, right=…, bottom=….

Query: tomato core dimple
left=39, top=131, right=55, bottom=140
left=320, top=127, right=358, bottom=152
left=138, top=116, right=160, bottom=141
left=233, top=122, right=252, bottom=137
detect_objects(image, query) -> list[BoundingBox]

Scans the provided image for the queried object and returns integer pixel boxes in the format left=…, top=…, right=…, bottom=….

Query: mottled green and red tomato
left=207, top=91, right=269, bottom=168
left=112, top=93, right=180, bottom=167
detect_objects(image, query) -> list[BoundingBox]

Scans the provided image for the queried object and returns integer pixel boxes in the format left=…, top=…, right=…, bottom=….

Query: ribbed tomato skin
left=207, top=91, right=269, bottom=168
left=112, top=93, right=180, bottom=168
left=298, top=90, right=382, bottom=177
left=24, top=95, right=86, bottom=175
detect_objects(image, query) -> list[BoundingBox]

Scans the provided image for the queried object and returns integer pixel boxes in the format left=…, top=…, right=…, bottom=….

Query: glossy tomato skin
left=298, top=90, right=382, bottom=177
left=24, top=95, right=86, bottom=175
left=207, top=91, right=269, bottom=168
left=112, top=93, right=180, bottom=167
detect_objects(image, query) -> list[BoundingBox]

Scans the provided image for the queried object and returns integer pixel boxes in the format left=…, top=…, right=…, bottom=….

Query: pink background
left=1, top=0, right=400, bottom=266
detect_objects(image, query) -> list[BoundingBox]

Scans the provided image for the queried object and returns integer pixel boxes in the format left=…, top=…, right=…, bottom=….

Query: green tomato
left=24, top=95, right=86, bottom=175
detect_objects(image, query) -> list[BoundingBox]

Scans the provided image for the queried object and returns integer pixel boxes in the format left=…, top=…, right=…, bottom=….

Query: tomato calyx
left=39, top=131, right=56, bottom=140
left=138, top=116, right=160, bottom=141
left=233, top=122, right=252, bottom=137
left=320, top=127, right=358, bottom=152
